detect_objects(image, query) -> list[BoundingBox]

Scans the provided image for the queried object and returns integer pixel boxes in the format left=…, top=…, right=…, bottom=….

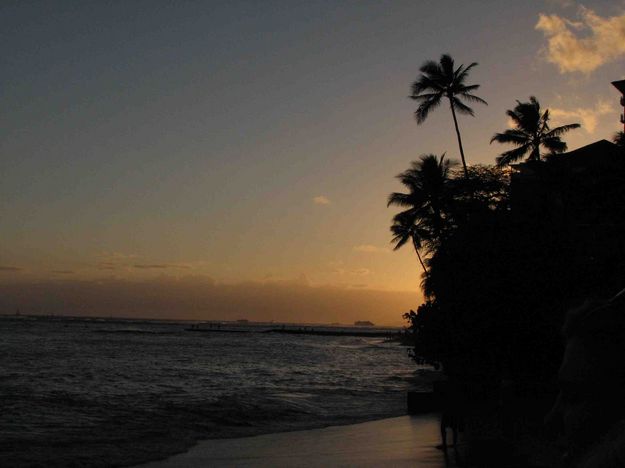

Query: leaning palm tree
left=390, top=212, right=430, bottom=274
left=491, top=96, right=580, bottom=167
left=410, top=54, right=487, bottom=177
left=388, top=154, right=457, bottom=275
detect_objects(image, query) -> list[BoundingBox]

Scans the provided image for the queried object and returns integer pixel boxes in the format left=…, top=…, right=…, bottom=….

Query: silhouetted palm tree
left=390, top=213, right=429, bottom=274
left=388, top=154, right=457, bottom=274
left=614, top=131, right=625, bottom=147
left=491, top=96, right=580, bottom=167
left=410, top=54, right=487, bottom=177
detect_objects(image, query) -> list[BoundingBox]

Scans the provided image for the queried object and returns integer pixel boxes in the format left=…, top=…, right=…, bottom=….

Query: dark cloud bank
left=0, top=277, right=418, bottom=325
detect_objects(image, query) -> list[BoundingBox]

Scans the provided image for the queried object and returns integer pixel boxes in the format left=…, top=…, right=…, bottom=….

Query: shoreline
left=135, top=414, right=445, bottom=467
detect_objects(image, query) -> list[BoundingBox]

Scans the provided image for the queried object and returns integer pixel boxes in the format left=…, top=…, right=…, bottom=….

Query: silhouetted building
left=510, top=139, right=625, bottom=297
left=612, top=80, right=625, bottom=132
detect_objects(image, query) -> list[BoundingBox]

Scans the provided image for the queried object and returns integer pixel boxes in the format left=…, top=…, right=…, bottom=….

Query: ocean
left=0, top=316, right=433, bottom=467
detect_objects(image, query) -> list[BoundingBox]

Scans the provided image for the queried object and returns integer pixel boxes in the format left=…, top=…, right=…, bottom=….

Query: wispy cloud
left=536, top=7, right=625, bottom=73
left=132, top=264, right=192, bottom=270
left=353, top=244, right=390, bottom=254
left=313, top=195, right=331, bottom=205
left=0, top=266, right=21, bottom=272
left=96, top=252, right=138, bottom=270
left=545, top=0, right=575, bottom=8
left=97, top=262, right=126, bottom=270
left=549, top=99, right=616, bottom=133
left=95, top=252, right=197, bottom=272
left=332, top=267, right=372, bottom=276
left=97, top=252, right=138, bottom=261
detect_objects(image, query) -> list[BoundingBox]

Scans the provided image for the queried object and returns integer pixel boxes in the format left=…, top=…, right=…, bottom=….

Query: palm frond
left=459, top=92, right=488, bottom=105
left=411, top=76, right=444, bottom=95
left=545, top=123, right=581, bottom=138
left=490, top=129, right=528, bottom=145
left=409, top=92, right=443, bottom=103
left=496, top=144, right=532, bottom=167
left=505, top=109, right=523, bottom=128
left=390, top=230, right=411, bottom=251
left=390, top=215, right=424, bottom=252
left=538, top=110, right=550, bottom=136
left=459, top=84, right=480, bottom=93
left=541, top=136, right=567, bottom=154
left=415, top=96, right=443, bottom=123
left=454, top=62, right=478, bottom=82
left=390, top=237, right=408, bottom=251
left=439, top=54, right=455, bottom=77
left=419, top=60, right=442, bottom=77
left=387, top=192, right=411, bottom=207
left=451, top=98, right=475, bottom=116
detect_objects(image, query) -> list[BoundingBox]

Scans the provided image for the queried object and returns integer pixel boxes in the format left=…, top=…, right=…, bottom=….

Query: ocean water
left=0, top=316, right=433, bottom=467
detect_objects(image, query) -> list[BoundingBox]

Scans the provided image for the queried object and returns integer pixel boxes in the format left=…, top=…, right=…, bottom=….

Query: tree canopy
left=491, top=96, right=580, bottom=167
left=410, top=54, right=487, bottom=176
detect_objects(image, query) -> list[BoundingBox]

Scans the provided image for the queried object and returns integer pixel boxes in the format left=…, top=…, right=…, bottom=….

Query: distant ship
left=354, top=321, right=374, bottom=327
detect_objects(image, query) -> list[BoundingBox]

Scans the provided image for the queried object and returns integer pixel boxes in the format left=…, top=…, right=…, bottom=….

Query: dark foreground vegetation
left=392, top=55, right=625, bottom=467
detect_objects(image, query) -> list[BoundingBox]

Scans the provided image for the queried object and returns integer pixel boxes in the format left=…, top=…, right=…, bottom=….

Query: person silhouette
left=546, top=288, right=625, bottom=467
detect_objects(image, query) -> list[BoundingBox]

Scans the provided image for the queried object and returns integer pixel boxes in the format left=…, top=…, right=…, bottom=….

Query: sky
left=1, top=0, right=624, bottom=324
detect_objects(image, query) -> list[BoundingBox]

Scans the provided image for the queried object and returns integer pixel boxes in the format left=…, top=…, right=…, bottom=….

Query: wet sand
left=139, top=414, right=447, bottom=467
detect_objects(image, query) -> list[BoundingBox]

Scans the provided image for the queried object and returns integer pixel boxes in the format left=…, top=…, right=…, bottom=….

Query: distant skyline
left=1, top=1, right=624, bottom=324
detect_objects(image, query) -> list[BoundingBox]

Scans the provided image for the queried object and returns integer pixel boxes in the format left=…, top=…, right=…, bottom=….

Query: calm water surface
left=0, top=317, right=433, bottom=467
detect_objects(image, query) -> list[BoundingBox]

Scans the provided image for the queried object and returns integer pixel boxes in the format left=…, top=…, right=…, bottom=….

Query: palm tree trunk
left=415, top=249, right=428, bottom=276
left=449, top=101, right=469, bottom=178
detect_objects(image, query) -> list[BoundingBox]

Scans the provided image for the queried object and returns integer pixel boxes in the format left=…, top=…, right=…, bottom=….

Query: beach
left=139, top=415, right=446, bottom=468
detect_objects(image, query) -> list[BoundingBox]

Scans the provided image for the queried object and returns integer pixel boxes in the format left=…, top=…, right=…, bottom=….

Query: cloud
left=132, top=264, right=192, bottom=270
left=95, top=253, right=198, bottom=272
left=96, top=252, right=138, bottom=270
left=353, top=244, right=390, bottom=254
left=98, top=263, right=121, bottom=270
left=549, top=99, right=615, bottom=133
left=51, top=270, right=75, bottom=275
left=0, top=266, right=21, bottom=272
left=332, top=267, right=372, bottom=276
left=313, top=195, right=331, bottom=205
left=97, top=252, right=138, bottom=261
left=535, top=7, right=625, bottom=73
left=545, top=0, right=575, bottom=8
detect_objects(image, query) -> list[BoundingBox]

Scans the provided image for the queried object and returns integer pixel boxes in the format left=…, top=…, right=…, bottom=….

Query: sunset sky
left=1, top=1, right=624, bottom=324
